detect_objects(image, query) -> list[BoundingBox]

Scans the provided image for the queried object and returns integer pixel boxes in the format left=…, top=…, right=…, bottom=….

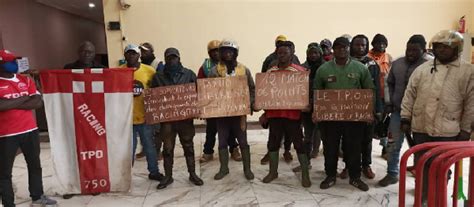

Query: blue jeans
left=132, top=124, right=159, bottom=175
left=386, top=112, right=405, bottom=176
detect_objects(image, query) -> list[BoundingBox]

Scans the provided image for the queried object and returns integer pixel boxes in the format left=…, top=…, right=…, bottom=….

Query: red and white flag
left=40, top=68, right=134, bottom=194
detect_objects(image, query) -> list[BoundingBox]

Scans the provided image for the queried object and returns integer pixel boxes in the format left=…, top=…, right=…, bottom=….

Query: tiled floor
left=10, top=129, right=467, bottom=206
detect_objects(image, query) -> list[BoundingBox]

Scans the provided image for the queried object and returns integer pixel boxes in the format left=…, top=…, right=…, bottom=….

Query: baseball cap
left=320, top=39, right=332, bottom=48
left=139, top=42, right=154, bottom=52
left=0, top=50, right=17, bottom=63
left=124, top=44, right=141, bottom=55
left=164, top=47, right=180, bottom=58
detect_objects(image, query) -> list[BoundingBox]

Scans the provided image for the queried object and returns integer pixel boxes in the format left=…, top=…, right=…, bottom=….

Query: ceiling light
left=88, top=3, right=95, bottom=8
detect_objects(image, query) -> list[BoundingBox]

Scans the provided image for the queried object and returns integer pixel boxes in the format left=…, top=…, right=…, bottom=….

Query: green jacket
left=314, top=59, right=374, bottom=90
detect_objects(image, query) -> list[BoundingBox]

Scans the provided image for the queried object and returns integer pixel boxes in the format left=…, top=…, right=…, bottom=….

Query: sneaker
left=310, top=150, right=319, bottom=158
left=260, top=153, right=269, bottom=165
left=378, top=174, right=399, bottom=187
left=136, top=151, right=145, bottom=159
left=362, top=166, right=375, bottom=179
left=292, top=165, right=312, bottom=172
left=320, top=176, right=336, bottom=189
left=283, top=151, right=293, bottom=163
left=148, top=172, right=164, bottom=181
left=31, top=195, right=57, bottom=206
left=349, top=178, right=369, bottom=191
left=231, top=148, right=242, bottom=161
left=199, top=154, right=214, bottom=163
left=338, top=168, right=348, bottom=179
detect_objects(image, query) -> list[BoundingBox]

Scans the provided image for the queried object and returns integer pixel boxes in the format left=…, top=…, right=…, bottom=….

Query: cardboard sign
left=144, top=83, right=199, bottom=124
left=197, top=76, right=250, bottom=118
left=255, top=71, right=309, bottom=110
left=313, top=89, right=374, bottom=122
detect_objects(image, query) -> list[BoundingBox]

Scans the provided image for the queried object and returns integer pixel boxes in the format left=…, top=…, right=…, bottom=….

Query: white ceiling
left=36, top=0, right=104, bottom=23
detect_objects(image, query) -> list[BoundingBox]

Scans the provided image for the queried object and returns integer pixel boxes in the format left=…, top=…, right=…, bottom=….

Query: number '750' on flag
left=40, top=68, right=134, bottom=194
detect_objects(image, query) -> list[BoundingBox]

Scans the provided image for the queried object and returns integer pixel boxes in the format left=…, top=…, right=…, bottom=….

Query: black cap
left=333, top=37, right=350, bottom=48
left=164, top=47, right=180, bottom=58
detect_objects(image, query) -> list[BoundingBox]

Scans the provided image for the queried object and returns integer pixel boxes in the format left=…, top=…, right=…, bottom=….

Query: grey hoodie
left=387, top=54, right=431, bottom=112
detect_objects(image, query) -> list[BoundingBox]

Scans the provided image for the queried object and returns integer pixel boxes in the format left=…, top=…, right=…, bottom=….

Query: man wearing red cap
left=0, top=50, right=57, bottom=207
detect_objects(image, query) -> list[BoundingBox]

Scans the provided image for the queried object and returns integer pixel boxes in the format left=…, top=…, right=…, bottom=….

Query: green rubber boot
left=214, top=149, right=229, bottom=180
left=262, top=151, right=279, bottom=183
left=297, top=153, right=311, bottom=187
left=241, top=146, right=254, bottom=180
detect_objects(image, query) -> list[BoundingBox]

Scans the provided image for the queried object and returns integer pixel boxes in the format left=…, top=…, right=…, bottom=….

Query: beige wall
left=0, top=0, right=107, bottom=70
left=104, top=0, right=473, bottom=72
left=101, top=0, right=474, bottom=121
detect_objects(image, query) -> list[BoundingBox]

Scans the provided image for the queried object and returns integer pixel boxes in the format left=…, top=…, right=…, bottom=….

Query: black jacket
left=355, top=56, right=383, bottom=113
left=151, top=65, right=196, bottom=87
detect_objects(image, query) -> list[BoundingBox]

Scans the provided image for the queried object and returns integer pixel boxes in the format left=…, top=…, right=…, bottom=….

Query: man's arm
left=386, top=66, right=396, bottom=111
left=461, top=70, right=474, bottom=134
left=400, top=68, right=421, bottom=121
left=0, top=96, right=30, bottom=111
left=16, top=95, right=43, bottom=110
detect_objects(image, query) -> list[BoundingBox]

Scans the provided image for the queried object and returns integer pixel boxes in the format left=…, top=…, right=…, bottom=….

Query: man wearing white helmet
left=208, top=40, right=256, bottom=181
left=400, top=30, right=474, bottom=203
left=198, top=40, right=242, bottom=163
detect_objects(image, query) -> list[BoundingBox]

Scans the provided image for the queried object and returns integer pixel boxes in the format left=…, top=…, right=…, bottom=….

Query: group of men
left=117, top=39, right=259, bottom=191
left=118, top=30, right=473, bottom=195
left=0, top=29, right=473, bottom=207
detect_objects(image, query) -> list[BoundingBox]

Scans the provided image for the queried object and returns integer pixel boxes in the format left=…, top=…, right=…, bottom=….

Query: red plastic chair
left=427, top=146, right=474, bottom=206
left=399, top=142, right=461, bottom=206
left=436, top=149, right=474, bottom=206
left=399, top=141, right=474, bottom=207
